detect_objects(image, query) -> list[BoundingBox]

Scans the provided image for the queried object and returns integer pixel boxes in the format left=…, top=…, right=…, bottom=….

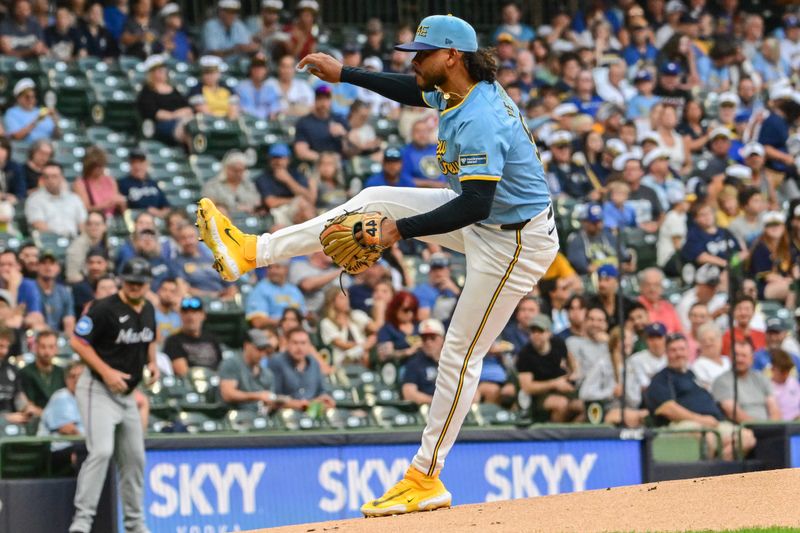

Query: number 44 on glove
left=319, top=210, right=388, bottom=275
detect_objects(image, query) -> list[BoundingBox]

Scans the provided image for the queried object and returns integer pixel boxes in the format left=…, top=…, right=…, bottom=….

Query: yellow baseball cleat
left=196, top=198, right=257, bottom=281
left=361, top=466, right=452, bottom=517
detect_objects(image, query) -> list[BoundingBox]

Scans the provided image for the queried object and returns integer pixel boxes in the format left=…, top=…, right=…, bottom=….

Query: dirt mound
left=256, top=469, right=800, bottom=533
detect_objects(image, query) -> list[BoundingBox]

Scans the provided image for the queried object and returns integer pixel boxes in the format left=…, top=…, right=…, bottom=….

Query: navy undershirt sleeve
left=340, top=67, right=428, bottom=108
left=396, top=180, right=497, bottom=239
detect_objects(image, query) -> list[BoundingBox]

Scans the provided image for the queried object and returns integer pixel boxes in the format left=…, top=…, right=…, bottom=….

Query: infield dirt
left=257, top=468, right=800, bottom=533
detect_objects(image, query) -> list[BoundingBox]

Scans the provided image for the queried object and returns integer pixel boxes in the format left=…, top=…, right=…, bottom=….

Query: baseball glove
left=320, top=210, right=387, bottom=275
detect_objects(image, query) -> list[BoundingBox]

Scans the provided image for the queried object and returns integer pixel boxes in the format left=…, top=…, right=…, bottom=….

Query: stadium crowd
left=0, top=0, right=799, bottom=460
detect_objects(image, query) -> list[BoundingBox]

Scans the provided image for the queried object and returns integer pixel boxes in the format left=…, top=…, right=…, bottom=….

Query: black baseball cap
left=129, top=148, right=147, bottom=160
left=180, top=296, right=204, bottom=311
left=245, top=328, right=272, bottom=349
left=120, top=257, right=152, bottom=284
left=384, top=147, right=402, bottom=161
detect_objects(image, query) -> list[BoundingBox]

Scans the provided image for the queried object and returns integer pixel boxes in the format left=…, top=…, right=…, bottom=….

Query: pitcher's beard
left=417, top=71, right=446, bottom=92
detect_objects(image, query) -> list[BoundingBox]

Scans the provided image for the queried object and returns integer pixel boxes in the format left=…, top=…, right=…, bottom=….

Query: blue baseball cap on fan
left=395, top=15, right=478, bottom=53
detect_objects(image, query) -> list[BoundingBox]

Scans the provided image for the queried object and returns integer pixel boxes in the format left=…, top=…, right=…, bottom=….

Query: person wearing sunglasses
left=163, top=297, right=222, bottom=377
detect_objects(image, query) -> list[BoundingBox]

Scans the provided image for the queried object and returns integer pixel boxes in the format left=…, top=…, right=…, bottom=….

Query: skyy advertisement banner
left=141, top=439, right=642, bottom=532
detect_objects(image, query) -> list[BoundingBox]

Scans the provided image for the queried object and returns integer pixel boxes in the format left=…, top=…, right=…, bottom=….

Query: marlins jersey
left=422, top=81, right=551, bottom=225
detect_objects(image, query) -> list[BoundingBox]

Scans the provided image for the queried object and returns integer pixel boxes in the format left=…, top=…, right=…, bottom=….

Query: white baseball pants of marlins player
left=254, top=185, right=558, bottom=475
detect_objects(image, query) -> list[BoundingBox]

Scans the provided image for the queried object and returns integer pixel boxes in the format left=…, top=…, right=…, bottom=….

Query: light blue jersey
left=422, top=81, right=551, bottom=225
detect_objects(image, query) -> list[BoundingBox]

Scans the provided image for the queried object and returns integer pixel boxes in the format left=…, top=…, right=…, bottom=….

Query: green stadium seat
left=226, top=409, right=280, bottom=433
left=622, top=227, right=658, bottom=271
left=47, top=71, right=91, bottom=119
left=326, top=407, right=372, bottom=430
left=0, top=439, right=51, bottom=479
left=371, top=405, right=423, bottom=429
left=203, top=299, right=247, bottom=348
left=176, top=411, right=224, bottom=433
left=276, top=408, right=324, bottom=430
left=0, top=233, right=22, bottom=251
left=329, top=386, right=360, bottom=408
left=35, top=233, right=71, bottom=261
left=472, top=403, right=517, bottom=426
left=0, top=56, right=43, bottom=106
left=186, top=118, right=248, bottom=160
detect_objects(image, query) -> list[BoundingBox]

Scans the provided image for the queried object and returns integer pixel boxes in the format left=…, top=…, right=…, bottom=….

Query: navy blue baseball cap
left=634, top=70, right=653, bottom=83
left=645, top=322, right=667, bottom=337
left=583, top=203, right=603, bottom=223
left=597, top=264, right=619, bottom=278
left=395, top=15, right=478, bottom=53
left=269, top=143, right=290, bottom=158
left=384, top=147, right=402, bottom=161
left=661, top=62, right=682, bottom=76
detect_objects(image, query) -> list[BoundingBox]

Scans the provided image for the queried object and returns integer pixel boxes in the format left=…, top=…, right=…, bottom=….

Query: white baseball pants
left=256, top=186, right=559, bottom=475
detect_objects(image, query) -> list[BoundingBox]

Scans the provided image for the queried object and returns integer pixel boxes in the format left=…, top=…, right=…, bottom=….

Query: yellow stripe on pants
left=426, top=229, right=523, bottom=476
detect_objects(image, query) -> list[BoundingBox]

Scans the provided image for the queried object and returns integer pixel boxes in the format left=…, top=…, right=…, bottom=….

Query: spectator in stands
left=769, top=350, right=800, bottom=421
left=344, top=99, right=381, bottom=156
left=566, top=203, right=627, bottom=275
left=189, top=55, right=239, bottom=119
left=566, top=307, right=619, bottom=421
left=493, top=1, right=534, bottom=44
left=173, top=224, right=235, bottom=299
left=517, top=314, right=583, bottom=422
left=722, top=295, right=766, bottom=356
left=748, top=211, right=793, bottom=303
left=728, top=187, right=766, bottom=248
left=587, top=264, right=634, bottom=330
left=237, top=54, right=281, bottom=120
left=256, top=143, right=316, bottom=226
left=120, top=228, right=173, bottom=290
left=620, top=154, right=663, bottom=233
left=641, top=148, right=685, bottom=212
left=0, top=326, right=28, bottom=423
left=627, top=322, right=668, bottom=408
left=102, top=0, right=128, bottom=42
left=757, top=91, right=797, bottom=173
left=363, top=147, right=414, bottom=189
left=70, top=248, right=109, bottom=317
left=413, top=252, right=460, bottom=323
left=713, top=338, right=781, bottom=422
left=79, top=1, right=120, bottom=59
left=694, top=127, right=733, bottom=181
left=545, top=130, right=596, bottom=200
left=246, top=0, right=284, bottom=53
left=284, top=0, right=317, bottom=59
left=675, top=264, right=726, bottom=332
left=539, top=276, right=571, bottom=334
left=164, top=297, right=222, bottom=376
left=202, top=0, right=258, bottom=60
left=267, top=54, right=314, bottom=117
left=117, top=149, right=170, bottom=217
left=0, top=0, right=47, bottom=58
left=73, top=146, right=126, bottom=217
left=319, top=286, right=375, bottom=367
left=601, top=181, right=636, bottom=231
left=4, top=78, right=58, bottom=142
left=64, top=211, right=107, bottom=284
left=753, top=317, right=800, bottom=372
left=136, top=53, right=193, bottom=146
left=17, top=329, right=63, bottom=415
left=0, top=137, right=25, bottom=207
left=25, top=162, right=86, bottom=238
left=638, top=267, right=683, bottom=334
left=219, top=328, right=278, bottom=411
left=691, top=322, right=731, bottom=391
left=399, top=119, right=443, bottom=188
left=21, top=138, right=52, bottom=194
left=270, top=328, right=334, bottom=409
left=44, top=6, right=84, bottom=60
left=377, top=291, right=420, bottom=363
left=294, top=85, right=348, bottom=163
left=17, top=242, right=38, bottom=279
left=682, top=203, right=742, bottom=268
left=36, top=360, right=83, bottom=469
left=114, top=211, right=156, bottom=268
left=558, top=294, right=586, bottom=341
left=361, top=18, right=391, bottom=63
left=288, top=250, right=342, bottom=314
left=685, top=302, right=712, bottom=360
left=275, top=306, right=302, bottom=350
left=646, top=333, right=756, bottom=460
left=161, top=209, right=190, bottom=260
left=246, top=259, right=305, bottom=328
left=153, top=277, right=180, bottom=345
left=35, top=251, right=74, bottom=335
left=120, top=0, right=157, bottom=59
left=153, top=3, right=193, bottom=62
left=501, top=296, right=539, bottom=353
left=201, top=150, right=259, bottom=215
left=401, top=318, right=446, bottom=406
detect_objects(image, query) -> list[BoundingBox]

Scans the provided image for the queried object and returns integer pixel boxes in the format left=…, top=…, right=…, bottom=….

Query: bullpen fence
left=4, top=423, right=800, bottom=533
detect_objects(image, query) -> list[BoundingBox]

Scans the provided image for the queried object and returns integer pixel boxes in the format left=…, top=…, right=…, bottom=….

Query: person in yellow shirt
left=542, top=251, right=582, bottom=293
left=189, top=55, right=240, bottom=119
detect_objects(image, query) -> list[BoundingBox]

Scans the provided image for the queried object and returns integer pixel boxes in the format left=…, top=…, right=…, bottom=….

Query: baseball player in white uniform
left=197, top=14, right=557, bottom=516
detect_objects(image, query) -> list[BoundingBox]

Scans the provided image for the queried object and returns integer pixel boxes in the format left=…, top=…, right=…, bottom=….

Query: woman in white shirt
left=319, top=286, right=377, bottom=367
left=266, top=54, right=314, bottom=118
left=656, top=103, right=692, bottom=176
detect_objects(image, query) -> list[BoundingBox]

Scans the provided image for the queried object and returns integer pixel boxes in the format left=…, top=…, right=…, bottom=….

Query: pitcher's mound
left=255, top=469, right=800, bottom=533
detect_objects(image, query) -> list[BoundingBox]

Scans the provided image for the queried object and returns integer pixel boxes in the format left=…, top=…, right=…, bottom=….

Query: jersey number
left=364, top=219, right=378, bottom=238
left=518, top=112, right=542, bottom=163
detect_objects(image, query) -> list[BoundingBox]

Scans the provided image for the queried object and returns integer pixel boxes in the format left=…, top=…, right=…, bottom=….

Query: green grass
left=648, top=526, right=800, bottom=533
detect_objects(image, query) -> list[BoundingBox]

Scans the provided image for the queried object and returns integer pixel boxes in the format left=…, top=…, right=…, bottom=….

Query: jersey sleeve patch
left=75, top=316, right=93, bottom=337
left=459, top=153, right=488, bottom=167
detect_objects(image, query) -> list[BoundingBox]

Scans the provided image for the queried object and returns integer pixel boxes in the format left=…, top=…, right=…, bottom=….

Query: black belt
left=499, top=204, right=553, bottom=231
